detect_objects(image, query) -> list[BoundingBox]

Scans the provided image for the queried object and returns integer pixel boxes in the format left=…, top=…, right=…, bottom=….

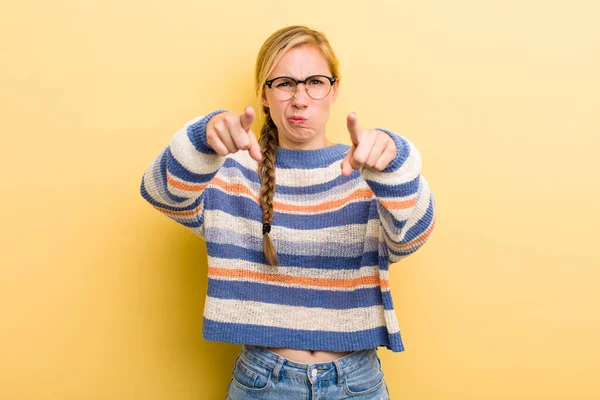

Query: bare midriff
left=266, top=347, right=353, bottom=363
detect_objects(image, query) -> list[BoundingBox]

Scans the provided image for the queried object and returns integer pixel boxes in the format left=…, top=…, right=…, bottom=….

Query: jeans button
left=311, top=368, right=317, bottom=377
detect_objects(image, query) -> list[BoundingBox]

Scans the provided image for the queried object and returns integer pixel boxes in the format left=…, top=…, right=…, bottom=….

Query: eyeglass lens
left=270, top=76, right=332, bottom=100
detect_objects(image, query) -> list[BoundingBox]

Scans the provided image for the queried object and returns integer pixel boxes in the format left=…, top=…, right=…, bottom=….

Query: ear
left=261, top=91, right=269, bottom=107
left=331, top=79, right=339, bottom=103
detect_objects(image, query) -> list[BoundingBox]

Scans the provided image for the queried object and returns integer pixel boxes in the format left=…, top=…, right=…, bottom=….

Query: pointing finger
left=240, top=106, right=255, bottom=132
left=346, top=112, right=362, bottom=146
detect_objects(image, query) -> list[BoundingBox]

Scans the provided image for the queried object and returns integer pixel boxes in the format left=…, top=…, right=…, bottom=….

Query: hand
left=206, top=106, right=262, bottom=162
left=340, top=112, right=397, bottom=176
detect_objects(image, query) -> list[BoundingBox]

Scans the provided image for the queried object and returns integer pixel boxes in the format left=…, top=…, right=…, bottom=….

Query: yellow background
left=1, top=1, right=599, bottom=399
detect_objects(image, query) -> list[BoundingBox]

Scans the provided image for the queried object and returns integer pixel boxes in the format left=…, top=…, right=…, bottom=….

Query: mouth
left=288, top=116, right=307, bottom=125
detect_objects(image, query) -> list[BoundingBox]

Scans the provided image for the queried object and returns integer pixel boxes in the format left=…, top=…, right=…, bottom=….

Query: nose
left=291, top=83, right=309, bottom=107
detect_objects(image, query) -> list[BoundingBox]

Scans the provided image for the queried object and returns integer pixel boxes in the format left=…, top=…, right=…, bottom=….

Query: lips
left=288, top=116, right=307, bottom=124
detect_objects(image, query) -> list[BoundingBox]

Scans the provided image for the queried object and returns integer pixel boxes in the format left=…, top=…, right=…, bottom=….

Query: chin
left=280, top=125, right=314, bottom=139
left=289, top=128, right=318, bottom=139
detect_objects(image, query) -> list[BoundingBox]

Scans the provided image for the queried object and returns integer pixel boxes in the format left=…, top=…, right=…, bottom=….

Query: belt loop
left=334, top=359, right=344, bottom=387
left=234, top=348, right=242, bottom=364
left=271, top=356, right=285, bottom=382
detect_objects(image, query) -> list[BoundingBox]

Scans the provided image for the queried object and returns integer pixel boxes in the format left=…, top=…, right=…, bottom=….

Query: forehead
left=270, top=45, right=331, bottom=79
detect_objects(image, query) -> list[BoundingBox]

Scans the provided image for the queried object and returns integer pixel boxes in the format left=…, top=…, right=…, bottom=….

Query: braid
left=258, top=107, right=280, bottom=268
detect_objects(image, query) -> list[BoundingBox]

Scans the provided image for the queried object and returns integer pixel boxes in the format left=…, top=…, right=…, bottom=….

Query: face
left=262, top=44, right=339, bottom=150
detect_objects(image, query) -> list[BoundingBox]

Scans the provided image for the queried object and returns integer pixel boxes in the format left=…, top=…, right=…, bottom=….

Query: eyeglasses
left=265, top=74, right=337, bottom=101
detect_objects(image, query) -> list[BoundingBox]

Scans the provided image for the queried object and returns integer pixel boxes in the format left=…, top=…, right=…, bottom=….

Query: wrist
left=189, top=110, right=228, bottom=153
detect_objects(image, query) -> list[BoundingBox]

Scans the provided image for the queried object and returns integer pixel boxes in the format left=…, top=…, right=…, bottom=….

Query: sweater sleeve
left=139, top=110, right=228, bottom=239
left=360, top=128, right=437, bottom=264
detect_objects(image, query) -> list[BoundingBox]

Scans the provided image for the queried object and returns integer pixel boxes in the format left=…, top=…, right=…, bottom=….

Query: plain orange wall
left=1, top=1, right=599, bottom=399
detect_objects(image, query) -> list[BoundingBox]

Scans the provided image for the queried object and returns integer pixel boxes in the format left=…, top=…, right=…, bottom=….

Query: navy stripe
left=375, top=128, right=410, bottom=173
left=158, top=150, right=191, bottom=203
left=207, top=279, right=384, bottom=309
left=404, top=195, right=435, bottom=241
left=381, top=191, right=435, bottom=245
left=140, top=176, right=201, bottom=211
left=206, top=242, right=379, bottom=269
left=187, top=110, right=227, bottom=154
left=383, top=229, right=426, bottom=261
left=388, top=332, right=405, bottom=352
left=387, top=245, right=411, bottom=260
left=382, top=227, right=402, bottom=247
left=205, top=188, right=376, bottom=229
left=140, top=178, right=203, bottom=212
left=364, top=174, right=420, bottom=197
left=274, top=143, right=350, bottom=169
left=151, top=149, right=182, bottom=204
left=178, top=218, right=201, bottom=228
left=202, top=317, right=404, bottom=352
left=381, top=290, right=394, bottom=310
left=377, top=252, right=390, bottom=271
left=166, top=148, right=220, bottom=183
left=378, top=205, right=408, bottom=232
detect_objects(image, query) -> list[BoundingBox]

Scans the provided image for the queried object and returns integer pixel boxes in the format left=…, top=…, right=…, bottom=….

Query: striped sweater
left=140, top=110, right=436, bottom=352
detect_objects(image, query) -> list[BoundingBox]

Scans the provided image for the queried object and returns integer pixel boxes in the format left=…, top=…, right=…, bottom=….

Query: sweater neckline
left=275, top=143, right=350, bottom=169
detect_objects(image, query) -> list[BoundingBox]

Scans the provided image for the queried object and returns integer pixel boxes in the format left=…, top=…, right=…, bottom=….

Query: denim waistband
left=239, top=344, right=379, bottom=383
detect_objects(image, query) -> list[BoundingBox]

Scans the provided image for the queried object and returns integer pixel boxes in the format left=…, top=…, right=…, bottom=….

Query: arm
left=139, top=110, right=228, bottom=239
left=360, top=129, right=437, bottom=264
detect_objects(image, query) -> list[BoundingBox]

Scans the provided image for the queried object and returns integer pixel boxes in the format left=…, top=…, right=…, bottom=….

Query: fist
left=206, top=107, right=262, bottom=162
left=340, top=112, right=396, bottom=176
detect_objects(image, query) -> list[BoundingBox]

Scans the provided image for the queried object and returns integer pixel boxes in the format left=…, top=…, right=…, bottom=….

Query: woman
left=140, top=25, right=436, bottom=399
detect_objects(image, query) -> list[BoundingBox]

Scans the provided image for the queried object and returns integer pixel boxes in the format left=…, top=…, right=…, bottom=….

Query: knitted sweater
left=140, top=110, right=436, bottom=352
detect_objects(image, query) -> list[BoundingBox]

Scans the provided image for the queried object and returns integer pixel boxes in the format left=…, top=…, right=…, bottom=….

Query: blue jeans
left=226, top=344, right=390, bottom=399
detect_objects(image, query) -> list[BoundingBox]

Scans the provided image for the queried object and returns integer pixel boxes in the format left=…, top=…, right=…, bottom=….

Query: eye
left=307, top=76, right=328, bottom=86
left=273, top=77, right=295, bottom=88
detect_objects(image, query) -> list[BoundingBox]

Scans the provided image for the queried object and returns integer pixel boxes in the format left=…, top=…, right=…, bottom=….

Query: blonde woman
left=140, top=25, right=436, bottom=399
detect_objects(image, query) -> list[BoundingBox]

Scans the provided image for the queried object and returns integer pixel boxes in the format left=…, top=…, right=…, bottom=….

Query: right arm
left=140, top=107, right=262, bottom=239
left=139, top=110, right=228, bottom=239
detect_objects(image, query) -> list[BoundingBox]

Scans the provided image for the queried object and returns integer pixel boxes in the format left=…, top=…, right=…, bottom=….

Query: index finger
left=240, top=106, right=255, bottom=132
left=346, top=112, right=362, bottom=145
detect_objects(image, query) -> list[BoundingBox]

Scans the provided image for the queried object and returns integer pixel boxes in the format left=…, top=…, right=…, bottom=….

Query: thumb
left=340, top=146, right=356, bottom=176
left=240, top=106, right=255, bottom=132
left=247, top=129, right=263, bottom=162
left=346, top=112, right=362, bottom=145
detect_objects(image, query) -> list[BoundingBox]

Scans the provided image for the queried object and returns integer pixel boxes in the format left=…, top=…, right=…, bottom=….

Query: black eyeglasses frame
left=265, top=74, right=337, bottom=88
left=264, top=74, right=337, bottom=100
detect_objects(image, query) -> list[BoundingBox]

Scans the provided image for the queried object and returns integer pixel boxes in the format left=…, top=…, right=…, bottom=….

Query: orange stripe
left=208, top=267, right=388, bottom=289
left=380, top=279, right=390, bottom=290
left=275, top=189, right=374, bottom=212
left=387, top=216, right=436, bottom=250
left=166, top=172, right=208, bottom=192
left=379, top=197, right=417, bottom=210
left=212, top=177, right=259, bottom=202
left=153, top=203, right=202, bottom=217
left=211, top=177, right=374, bottom=213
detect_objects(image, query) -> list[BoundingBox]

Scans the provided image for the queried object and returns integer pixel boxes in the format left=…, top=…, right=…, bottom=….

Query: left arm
left=341, top=113, right=436, bottom=263
left=360, top=129, right=436, bottom=263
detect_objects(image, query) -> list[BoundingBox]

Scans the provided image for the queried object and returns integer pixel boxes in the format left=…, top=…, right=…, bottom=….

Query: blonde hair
left=254, top=25, right=341, bottom=268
